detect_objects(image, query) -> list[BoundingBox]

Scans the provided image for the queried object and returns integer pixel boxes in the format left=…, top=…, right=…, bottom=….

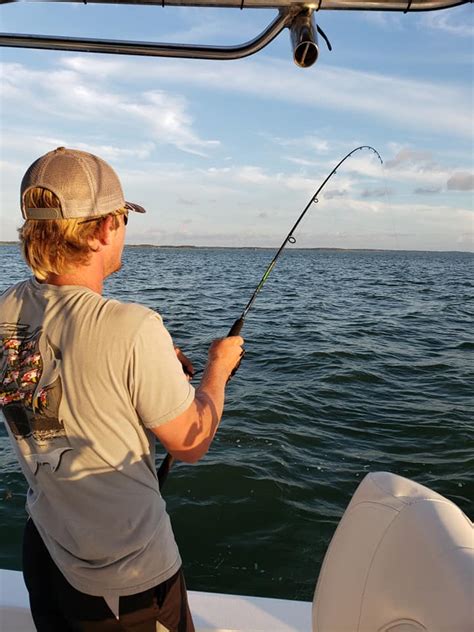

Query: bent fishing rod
left=158, top=145, right=383, bottom=489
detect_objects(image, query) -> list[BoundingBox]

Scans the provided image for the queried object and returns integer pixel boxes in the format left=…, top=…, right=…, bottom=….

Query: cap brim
left=125, top=201, right=146, bottom=214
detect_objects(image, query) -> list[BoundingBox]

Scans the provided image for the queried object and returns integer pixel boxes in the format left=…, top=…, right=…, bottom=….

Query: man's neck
left=41, top=224, right=117, bottom=294
left=44, top=266, right=104, bottom=294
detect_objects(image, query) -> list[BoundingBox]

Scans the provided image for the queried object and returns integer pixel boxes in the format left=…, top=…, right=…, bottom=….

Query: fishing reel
left=289, top=10, right=332, bottom=68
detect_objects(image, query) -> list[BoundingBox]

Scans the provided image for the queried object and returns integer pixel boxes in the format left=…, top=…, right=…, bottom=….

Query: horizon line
left=1, top=241, right=473, bottom=254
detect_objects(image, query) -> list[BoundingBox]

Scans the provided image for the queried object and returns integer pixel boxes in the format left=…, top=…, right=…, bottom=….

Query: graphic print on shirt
left=0, top=323, right=71, bottom=473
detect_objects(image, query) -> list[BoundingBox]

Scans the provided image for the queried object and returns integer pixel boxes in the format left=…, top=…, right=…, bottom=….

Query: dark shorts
left=22, top=519, right=195, bottom=632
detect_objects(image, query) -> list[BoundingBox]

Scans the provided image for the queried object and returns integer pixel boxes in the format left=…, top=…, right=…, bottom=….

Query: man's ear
left=88, top=215, right=115, bottom=250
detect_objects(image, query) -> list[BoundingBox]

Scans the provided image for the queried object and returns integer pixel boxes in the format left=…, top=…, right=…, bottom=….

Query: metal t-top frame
left=0, top=0, right=470, bottom=67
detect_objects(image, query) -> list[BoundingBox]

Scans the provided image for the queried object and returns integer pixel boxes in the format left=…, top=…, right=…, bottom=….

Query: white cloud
left=234, top=166, right=273, bottom=184
left=59, top=55, right=472, bottom=138
left=266, top=134, right=330, bottom=153
left=160, top=7, right=267, bottom=44
left=360, top=187, right=392, bottom=198
left=447, top=172, right=474, bottom=191
left=421, top=12, right=474, bottom=38
left=0, top=130, right=158, bottom=177
left=285, top=156, right=321, bottom=167
left=189, top=148, right=467, bottom=206
left=1, top=43, right=472, bottom=251
left=0, top=61, right=219, bottom=157
left=68, top=142, right=155, bottom=162
left=359, top=11, right=404, bottom=30
left=413, top=186, right=442, bottom=195
left=456, top=232, right=474, bottom=248
left=376, top=147, right=469, bottom=192
left=324, top=189, right=348, bottom=199
left=385, top=149, right=433, bottom=169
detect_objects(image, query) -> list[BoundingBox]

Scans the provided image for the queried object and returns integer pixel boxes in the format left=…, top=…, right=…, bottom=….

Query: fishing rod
left=158, top=145, right=383, bottom=488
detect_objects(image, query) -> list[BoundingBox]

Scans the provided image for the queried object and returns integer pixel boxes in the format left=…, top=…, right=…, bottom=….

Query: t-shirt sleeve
left=128, top=312, right=195, bottom=429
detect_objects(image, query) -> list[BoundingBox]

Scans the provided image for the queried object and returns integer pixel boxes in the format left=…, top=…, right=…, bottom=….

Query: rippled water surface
left=1, top=245, right=473, bottom=601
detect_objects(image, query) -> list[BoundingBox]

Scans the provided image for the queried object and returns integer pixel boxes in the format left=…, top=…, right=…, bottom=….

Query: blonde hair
left=19, top=188, right=125, bottom=280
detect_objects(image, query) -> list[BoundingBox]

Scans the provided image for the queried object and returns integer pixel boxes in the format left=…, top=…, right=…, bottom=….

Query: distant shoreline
left=1, top=241, right=472, bottom=254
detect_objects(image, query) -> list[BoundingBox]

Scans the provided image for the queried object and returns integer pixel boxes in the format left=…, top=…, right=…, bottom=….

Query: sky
left=0, top=2, right=473, bottom=251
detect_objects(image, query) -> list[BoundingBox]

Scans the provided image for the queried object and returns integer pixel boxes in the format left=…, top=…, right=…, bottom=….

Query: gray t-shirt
left=0, top=278, right=195, bottom=600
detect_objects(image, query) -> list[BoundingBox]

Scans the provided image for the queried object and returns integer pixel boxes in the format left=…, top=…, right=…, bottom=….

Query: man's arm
left=151, top=336, right=244, bottom=464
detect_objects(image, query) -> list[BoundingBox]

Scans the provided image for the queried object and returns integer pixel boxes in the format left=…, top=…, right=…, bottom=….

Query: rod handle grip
left=228, top=317, right=244, bottom=337
left=158, top=453, right=174, bottom=488
left=227, top=317, right=245, bottom=381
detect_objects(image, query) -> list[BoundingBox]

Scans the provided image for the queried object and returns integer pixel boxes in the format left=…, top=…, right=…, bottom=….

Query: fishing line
left=158, top=145, right=383, bottom=488
left=226, top=145, right=383, bottom=337
left=380, top=160, right=400, bottom=251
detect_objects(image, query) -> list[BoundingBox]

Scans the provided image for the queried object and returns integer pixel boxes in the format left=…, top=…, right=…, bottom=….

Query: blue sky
left=0, top=3, right=472, bottom=250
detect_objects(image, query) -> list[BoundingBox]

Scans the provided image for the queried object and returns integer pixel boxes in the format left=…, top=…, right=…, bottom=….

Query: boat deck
left=0, top=569, right=311, bottom=631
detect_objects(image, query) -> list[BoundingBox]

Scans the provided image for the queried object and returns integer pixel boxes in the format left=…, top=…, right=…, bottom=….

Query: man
left=0, top=147, right=244, bottom=631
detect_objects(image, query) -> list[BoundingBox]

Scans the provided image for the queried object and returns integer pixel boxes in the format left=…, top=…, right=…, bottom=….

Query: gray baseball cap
left=21, top=147, right=146, bottom=220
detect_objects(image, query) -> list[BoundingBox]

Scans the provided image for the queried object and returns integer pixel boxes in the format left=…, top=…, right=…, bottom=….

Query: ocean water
left=0, top=244, right=473, bottom=602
